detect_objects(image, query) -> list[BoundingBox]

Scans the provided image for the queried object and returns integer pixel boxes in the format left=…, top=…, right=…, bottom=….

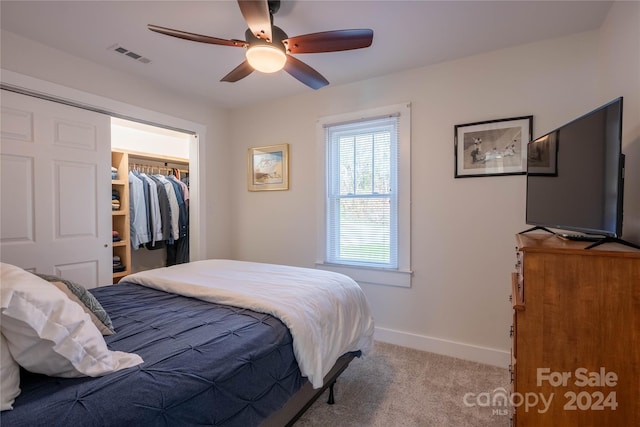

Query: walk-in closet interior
left=111, top=118, right=191, bottom=283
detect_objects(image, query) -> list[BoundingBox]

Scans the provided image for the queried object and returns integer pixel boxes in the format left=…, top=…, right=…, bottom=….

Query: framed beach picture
left=247, top=143, right=289, bottom=191
left=454, top=116, right=533, bottom=178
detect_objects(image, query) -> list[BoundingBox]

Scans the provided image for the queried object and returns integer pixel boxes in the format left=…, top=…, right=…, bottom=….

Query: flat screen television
left=525, top=97, right=625, bottom=239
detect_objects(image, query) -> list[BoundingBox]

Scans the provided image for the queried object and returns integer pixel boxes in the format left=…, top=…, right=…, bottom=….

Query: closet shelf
left=112, top=271, right=128, bottom=280
left=112, top=150, right=131, bottom=283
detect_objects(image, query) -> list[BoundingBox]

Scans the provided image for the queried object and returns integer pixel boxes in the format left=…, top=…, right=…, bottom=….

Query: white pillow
left=0, top=332, right=20, bottom=411
left=0, top=263, right=143, bottom=378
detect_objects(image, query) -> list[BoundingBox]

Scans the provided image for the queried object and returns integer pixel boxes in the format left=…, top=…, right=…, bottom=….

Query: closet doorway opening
left=111, top=117, right=192, bottom=278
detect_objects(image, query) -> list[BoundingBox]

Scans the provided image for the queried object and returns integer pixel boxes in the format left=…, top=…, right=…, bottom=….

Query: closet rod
left=129, top=162, right=189, bottom=175
left=127, top=150, right=189, bottom=165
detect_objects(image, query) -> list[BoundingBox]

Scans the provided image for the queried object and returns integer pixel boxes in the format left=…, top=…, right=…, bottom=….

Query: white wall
left=228, top=19, right=637, bottom=366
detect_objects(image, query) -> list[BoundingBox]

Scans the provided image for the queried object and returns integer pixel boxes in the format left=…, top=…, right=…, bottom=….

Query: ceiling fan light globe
left=246, top=45, right=287, bottom=73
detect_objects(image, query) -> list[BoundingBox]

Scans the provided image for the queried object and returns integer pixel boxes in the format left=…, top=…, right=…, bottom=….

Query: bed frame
left=263, top=353, right=356, bottom=426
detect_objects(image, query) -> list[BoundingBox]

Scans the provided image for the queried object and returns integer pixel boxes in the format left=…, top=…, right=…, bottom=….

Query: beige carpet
left=295, top=341, right=510, bottom=427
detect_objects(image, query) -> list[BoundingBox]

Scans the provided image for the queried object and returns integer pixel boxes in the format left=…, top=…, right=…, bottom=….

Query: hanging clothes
left=138, top=173, right=163, bottom=245
left=164, top=174, right=189, bottom=266
left=147, top=174, right=172, bottom=242
left=128, top=161, right=190, bottom=265
left=154, top=174, right=180, bottom=242
left=129, top=170, right=150, bottom=248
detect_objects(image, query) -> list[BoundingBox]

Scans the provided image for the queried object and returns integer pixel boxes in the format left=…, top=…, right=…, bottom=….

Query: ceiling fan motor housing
left=245, top=26, right=287, bottom=53
left=268, top=0, right=281, bottom=16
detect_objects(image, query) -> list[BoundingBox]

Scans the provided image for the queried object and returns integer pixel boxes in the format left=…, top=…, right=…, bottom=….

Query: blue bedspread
left=1, top=283, right=305, bottom=426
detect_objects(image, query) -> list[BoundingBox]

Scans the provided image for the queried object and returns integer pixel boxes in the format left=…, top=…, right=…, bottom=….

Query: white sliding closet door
left=1, top=90, right=112, bottom=287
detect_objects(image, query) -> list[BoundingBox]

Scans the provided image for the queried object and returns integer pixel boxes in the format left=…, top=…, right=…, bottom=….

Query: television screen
left=526, top=97, right=624, bottom=238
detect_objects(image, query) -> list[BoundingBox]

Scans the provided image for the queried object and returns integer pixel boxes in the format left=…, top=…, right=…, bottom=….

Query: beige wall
left=227, top=31, right=602, bottom=365
left=598, top=0, right=640, bottom=242
left=1, top=1, right=637, bottom=366
left=228, top=2, right=639, bottom=365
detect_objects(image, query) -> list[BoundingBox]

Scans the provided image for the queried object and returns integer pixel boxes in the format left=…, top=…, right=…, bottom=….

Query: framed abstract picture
left=247, top=143, right=289, bottom=191
left=454, top=116, right=533, bottom=178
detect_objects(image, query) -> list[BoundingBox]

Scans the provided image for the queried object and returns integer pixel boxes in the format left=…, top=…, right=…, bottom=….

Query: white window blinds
left=325, top=115, right=399, bottom=268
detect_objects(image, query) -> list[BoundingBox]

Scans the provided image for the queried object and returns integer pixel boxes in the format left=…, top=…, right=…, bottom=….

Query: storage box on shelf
left=509, top=233, right=639, bottom=426
left=111, top=151, right=131, bottom=283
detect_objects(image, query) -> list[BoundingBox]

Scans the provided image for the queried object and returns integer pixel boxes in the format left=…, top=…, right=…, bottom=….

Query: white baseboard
left=373, top=327, right=511, bottom=369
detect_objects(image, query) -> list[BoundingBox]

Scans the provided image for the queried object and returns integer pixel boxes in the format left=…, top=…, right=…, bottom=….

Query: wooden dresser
left=510, top=233, right=640, bottom=426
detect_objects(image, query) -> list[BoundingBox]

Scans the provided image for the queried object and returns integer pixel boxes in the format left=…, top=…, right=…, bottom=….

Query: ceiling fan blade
left=284, top=56, right=329, bottom=90
left=237, top=0, right=273, bottom=42
left=220, top=61, right=255, bottom=83
left=283, top=29, right=373, bottom=54
left=148, top=24, right=247, bottom=47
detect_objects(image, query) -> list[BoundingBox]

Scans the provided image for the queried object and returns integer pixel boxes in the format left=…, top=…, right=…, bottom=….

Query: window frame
left=316, top=103, right=412, bottom=287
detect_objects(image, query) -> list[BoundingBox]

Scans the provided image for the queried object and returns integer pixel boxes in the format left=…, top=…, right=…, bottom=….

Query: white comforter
left=122, top=259, right=375, bottom=388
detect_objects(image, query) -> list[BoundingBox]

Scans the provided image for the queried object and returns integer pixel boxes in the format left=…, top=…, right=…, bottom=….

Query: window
left=316, top=103, right=411, bottom=287
left=327, top=117, right=397, bottom=267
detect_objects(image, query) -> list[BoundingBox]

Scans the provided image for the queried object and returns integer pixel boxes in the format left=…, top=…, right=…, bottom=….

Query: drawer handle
left=511, top=272, right=525, bottom=310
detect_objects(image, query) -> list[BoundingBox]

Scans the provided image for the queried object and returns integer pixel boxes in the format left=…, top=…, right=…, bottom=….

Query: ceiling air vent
left=108, top=44, right=151, bottom=64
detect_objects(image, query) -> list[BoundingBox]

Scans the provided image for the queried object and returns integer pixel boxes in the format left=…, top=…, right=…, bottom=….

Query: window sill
left=315, top=262, right=412, bottom=288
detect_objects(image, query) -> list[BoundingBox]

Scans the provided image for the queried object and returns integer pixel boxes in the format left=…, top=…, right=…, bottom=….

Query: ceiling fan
left=148, top=0, right=373, bottom=90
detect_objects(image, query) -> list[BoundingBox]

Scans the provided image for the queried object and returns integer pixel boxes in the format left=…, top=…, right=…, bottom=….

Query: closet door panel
left=1, top=106, right=33, bottom=141
left=54, top=119, right=97, bottom=151
left=0, top=154, right=35, bottom=242
left=0, top=90, right=111, bottom=287
left=54, top=261, right=99, bottom=287
left=55, top=160, right=98, bottom=237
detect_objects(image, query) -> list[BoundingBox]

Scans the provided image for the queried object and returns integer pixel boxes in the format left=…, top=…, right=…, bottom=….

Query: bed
left=0, top=260, right=374, bottom=426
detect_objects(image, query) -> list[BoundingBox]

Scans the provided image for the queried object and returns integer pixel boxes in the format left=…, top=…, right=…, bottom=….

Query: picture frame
left=454, top=115, right=533, bottom=178
left=527, top=132, right=558, bottom=176
left=247, top=143, right=289, bottom=191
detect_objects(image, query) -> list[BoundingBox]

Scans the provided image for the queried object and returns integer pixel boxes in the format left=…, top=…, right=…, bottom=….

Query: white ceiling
left=1, top=1, right=613, bottom=110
